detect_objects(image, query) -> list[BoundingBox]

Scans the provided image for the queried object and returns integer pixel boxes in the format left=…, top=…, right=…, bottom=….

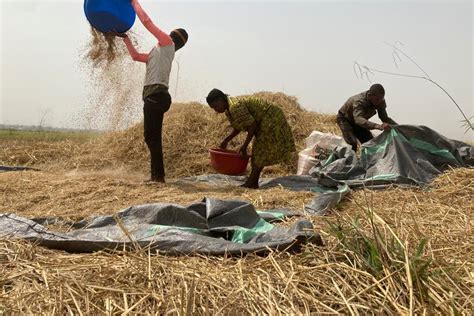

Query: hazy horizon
left=1, top=0, right=473, bottom=141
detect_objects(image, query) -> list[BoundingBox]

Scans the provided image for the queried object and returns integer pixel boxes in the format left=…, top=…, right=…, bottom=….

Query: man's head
left=170, top=28, right=188, bottom=51
left=367, top=83, right=385, bottom=107
left=206, top=89, right=228, bottom=113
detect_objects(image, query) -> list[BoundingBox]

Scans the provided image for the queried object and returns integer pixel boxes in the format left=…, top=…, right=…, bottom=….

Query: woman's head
left=206, top=89, right=228, bottom=113
left=170, top=28, right=188, bottom=51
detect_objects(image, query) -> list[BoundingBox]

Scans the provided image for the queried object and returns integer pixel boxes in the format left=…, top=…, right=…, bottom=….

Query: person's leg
left=241, top=165, right=264, bottom=189
left=150, top=112, right=165, bottom=181
left=143, top=103, right=162, bottom=181
left=143, top=92, right=172, bottom=182
left=337, top=117, right=358, bottom=151
left=353, top=125, right=374, bottom=145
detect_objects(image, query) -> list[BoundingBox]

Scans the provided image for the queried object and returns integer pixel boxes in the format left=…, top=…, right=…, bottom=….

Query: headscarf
left=170, top=28, right=188, bottom=50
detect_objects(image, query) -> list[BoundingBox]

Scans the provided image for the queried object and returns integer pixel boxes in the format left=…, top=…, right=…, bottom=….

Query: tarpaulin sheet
left=310, top=125, right=473, bottom=187
left=0, top=166, right=37, bottom=172
left=0, top=198, right=322, bottom=255
left=304, top=125, right=473, bottom=212
left=176, top=126, right=472, bottom=215
left=176, top=174, right=322, bottom=191
left=176, top=174, right=350, bottom=216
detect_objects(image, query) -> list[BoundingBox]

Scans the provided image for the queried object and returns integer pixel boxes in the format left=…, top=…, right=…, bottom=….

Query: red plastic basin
left=209, top=148, right=249, bottom=175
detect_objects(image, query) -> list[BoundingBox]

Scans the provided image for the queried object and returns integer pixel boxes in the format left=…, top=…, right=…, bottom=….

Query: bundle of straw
left=0, top=168, right=472, bottom=314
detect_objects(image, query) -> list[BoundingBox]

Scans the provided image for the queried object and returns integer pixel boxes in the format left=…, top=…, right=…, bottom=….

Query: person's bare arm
left=239, top=122, right=257, bottom=157
left=220, top=129, right=240, bottom=149
left=131, top=0, right=173, bottom=46
left=122, top=36, right=149, bottom=62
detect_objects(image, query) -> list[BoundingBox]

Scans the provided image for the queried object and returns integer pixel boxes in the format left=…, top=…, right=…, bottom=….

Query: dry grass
left=0, top=170, right=314, bottom=220
left=0, top=168, right=472, bottom=314
left=0, top=92, right=338, bottom=177
left=0, top=92, right=472, bottom=314
left=0, top=138, right=94, bottom=170
left=86, top=92, right=338, bottom=177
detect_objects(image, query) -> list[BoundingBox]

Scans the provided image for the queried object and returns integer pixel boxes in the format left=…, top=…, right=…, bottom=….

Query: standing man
left=114, top=0, right=188, bottom=183
left=337, top=84, right=397, bottom=151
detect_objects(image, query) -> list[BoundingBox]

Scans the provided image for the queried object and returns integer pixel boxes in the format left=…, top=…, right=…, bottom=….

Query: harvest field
left=0, top=93, right=472, bottom=314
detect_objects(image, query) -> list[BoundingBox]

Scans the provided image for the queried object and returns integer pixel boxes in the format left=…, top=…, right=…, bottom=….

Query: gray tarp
left=2, top=125, right=470, bottom=254
left=0, top=198, right=322, bottom=255
left=176, top=174, right=348, bottom=215
left=177, top=174, right=322, bottom=191
left=305, top=125, right=473, bottom=212
left=0, top=166, right=37, bottom=172
left=310, top=125, right=473, bottom=187
left=177, top=126, right=473, bottom=215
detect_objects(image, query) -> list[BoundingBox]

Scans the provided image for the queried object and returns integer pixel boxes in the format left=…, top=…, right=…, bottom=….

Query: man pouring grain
left=337, top=84, right=398, bottom=151
left=112, top=0, right=188, bottom=183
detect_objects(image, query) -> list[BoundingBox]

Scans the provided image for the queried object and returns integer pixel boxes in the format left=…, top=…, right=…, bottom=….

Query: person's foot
left=240, top=181, right=259, bottom=189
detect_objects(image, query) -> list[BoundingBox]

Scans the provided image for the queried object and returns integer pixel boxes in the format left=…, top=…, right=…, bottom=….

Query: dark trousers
left=337, top=114, right=373, bottom=152
left=143, top=91, right=172, bottom=180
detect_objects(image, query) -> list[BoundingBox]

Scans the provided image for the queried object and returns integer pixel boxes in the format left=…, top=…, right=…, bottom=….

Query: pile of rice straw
left=0, top=92, right=339, bottom=178
left=0, top=167, right=472, bottom=313
left=1, top=92, right=472, bottom=313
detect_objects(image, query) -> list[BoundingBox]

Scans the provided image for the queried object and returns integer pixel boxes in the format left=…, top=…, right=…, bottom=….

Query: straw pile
left=0, top=167, right=472, bottom=314
left=0, top=92, right=338, bottom=178
left=85, top=92, right=339, bottom=177
left=0, top=138, right=90, bottom=170
left=1, top=92, right=472, bottom=313
left=0, top=170, right=314, bottom=219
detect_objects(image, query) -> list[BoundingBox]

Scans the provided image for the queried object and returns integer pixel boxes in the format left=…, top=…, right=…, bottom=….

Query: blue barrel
left=84, top=0, right=136, bottom=33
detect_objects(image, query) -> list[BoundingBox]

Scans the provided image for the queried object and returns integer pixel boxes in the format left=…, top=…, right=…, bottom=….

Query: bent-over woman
left=206, top=89, right=295, bottom=188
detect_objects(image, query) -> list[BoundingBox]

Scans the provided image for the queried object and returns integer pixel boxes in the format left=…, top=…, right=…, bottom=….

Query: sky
left=0, top=0, right=473, bottom=140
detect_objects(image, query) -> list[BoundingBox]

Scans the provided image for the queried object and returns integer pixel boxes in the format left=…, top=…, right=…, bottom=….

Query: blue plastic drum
left=84, top=0, right=136, bottom=33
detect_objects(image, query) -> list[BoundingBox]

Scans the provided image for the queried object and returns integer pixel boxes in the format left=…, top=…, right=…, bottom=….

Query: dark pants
left=143, top=91, right=172, bottom=180
left=337, top=114, right=373, bottom=152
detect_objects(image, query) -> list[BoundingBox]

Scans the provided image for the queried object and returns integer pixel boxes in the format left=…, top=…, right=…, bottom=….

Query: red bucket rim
left=209, top=148, right=250, bottom=160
